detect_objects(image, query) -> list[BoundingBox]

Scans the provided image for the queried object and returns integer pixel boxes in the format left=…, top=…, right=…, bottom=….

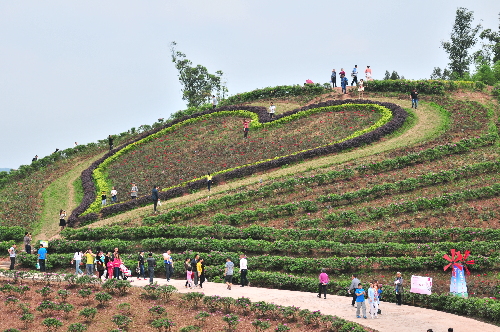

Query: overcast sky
left=1, top=0, right=498, bottom=169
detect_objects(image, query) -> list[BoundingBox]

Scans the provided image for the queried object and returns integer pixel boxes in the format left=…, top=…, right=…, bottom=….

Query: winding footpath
left=133, top=277, right=500, bottom=332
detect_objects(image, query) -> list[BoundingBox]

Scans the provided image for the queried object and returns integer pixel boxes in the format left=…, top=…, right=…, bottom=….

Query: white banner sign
left=410, top=275, right=433, bottom=295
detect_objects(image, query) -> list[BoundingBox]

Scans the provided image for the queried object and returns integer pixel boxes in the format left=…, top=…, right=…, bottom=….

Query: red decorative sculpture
left=443, top=249, right=474, bottom=297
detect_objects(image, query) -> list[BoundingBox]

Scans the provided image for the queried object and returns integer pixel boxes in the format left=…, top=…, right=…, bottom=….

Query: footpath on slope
left=88, top=97, right=444, bottom=227
left=131, top=278, right=500, bottom=332
left=35, top=153, right=105, bottom=242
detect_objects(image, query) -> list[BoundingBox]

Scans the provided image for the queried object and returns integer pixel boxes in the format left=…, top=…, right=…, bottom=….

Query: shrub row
left=62, top=224, right=500, bottom=244
left=0, top=226, right=26, bottom=241
left=319, top=160, right=500, bottom=203
left=363, top=79, right=483, bottom=95
left=325, top=183, right=500, bottom=226
left=47, top=237, right=499, bottom=267
left=220, top=84, right=329, bottom=105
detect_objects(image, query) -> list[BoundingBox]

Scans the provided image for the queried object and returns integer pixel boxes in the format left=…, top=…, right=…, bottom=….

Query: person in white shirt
left=268, top=102, right=276, bottom=119
left=8, top=245, right=16, bottom=270
left=239, top=254, right=249, bottom=287
left=212, top=95, right=218, bottom=109
left=71, top=251, right=84, bottom=275
left=111, top=187, right=118, bottom=203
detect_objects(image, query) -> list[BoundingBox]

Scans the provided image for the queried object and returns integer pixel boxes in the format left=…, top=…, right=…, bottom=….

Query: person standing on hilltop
left=340, top=74, right=348, bottom=94
left=59, top=209, right=67, bottom=231
left=358, top=79, right=365, bottom=99
left=351, top=65, right=358, bottom=86
left=410, top=88, right=419, bottom=109
left=331, top=69, right=337, bottom=88
left=365, top=66, right=373, bottom=81
left=130, top=183, right=138, bottom=199
left=108, top=135, right=114, bottom=150
left=339, top=68, right=345, bottom=76
left=32, top=155, right=38, bottom=162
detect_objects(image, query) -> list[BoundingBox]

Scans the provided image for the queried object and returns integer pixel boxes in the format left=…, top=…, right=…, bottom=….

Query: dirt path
left=128, top=278, right=500, bottom=332
left=89, top=97, right=444, bottom=227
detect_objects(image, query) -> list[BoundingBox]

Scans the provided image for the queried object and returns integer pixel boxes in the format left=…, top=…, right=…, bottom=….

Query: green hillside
left=2, top=81, right=500, bottom=324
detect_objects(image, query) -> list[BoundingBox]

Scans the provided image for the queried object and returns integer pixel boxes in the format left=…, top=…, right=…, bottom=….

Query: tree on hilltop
left=170, top=41, right=228, bottom=108
left=478, top=13, right=500, bottom=64
left=441, top=7, right=482, bottom=79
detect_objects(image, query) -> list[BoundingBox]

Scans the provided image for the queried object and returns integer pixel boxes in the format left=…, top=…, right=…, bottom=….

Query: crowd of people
left=331, top=65, right=372, bottom=96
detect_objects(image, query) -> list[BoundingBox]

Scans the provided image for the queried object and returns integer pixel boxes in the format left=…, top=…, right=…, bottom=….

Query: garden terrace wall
left=69, top=100, right=407, bottom=226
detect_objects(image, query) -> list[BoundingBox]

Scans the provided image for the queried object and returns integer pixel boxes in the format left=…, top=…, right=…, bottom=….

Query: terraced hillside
left=3, top=81, right=500, bottom=326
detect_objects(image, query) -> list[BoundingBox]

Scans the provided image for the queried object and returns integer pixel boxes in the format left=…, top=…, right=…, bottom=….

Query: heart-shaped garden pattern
left=70, top=99, right=407, bottom=224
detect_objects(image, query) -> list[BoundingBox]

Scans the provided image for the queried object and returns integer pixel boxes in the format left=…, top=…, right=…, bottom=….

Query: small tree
left=383, top=70, right=390, bottom=80
left=170, top=41, right=228, bottom=108
left=441, top=7, right=482, bottom=79
left=390, top=71, right=400, bottom=80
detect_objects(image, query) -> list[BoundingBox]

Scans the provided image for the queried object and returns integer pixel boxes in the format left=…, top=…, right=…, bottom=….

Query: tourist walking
left=239, top=254, right=248, bottom=287
left=163, top=250, right=174, bottom=281
left=24, top=232, right=32, bottom=254
left=351, top=65, right=358, bottom=86
left=348, top=274, right=361, bottom=306
left=59, top=209, right=67, bottom=231
left=152, top=185, right=159, bottom=213
left=224, top=257, right=234, bottom=290
left=184, top=258, right=191, bottom=288
left=341, top=75, right=348, bottom=94
left=84, top=249, right=96, bottom=276
left=96, top=251, right=106, bottom=279
left=365, top=66, right=372, bottom=81
left=105, top=252, right=114, bottom=279
left=101, top=191, right=107, bottom=206
left=212, top=95, right=218, bottom=109
left=8, top=244, right=16, bottom=270
left=71, top=250, right=84, bottom=275
left=394, top=272, right=404, bottom=305
left=186, top=268, right=194, bottom=289
left=268, top=102, right=276, bottom=119
left=331, top=69, right=337, bottom=87
left=137, top=251, right=145, bottom=280
left=317, top=268, right=329, bottom=299
left=206, top=173, right=212, bottom=192
left=410, top=88, right=419, bottom=109
left=147, top=252, right=156, bottom=284
left=191, top=254, right=200, bottom=287
left=111, top=187, right=118, bottom=203
left=243, top=119, right=252, bottom=139
left=197, top=258, right=206, bottom=288
left=368, top=282, right=379, bottom=319
left=130, top=183, right=138, bottom=199
left=355, top=283, right=367, bottom=319
left=38, top=244, right=48, bottom=272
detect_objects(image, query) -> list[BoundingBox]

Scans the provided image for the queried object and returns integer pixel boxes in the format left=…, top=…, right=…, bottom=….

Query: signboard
left=40, top=240, right=48, bottom=248
left=410, top=275, right=432, bottom=295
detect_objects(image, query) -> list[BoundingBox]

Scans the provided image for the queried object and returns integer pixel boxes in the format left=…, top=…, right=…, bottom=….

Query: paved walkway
left=127, top=277, right=500, bottom=332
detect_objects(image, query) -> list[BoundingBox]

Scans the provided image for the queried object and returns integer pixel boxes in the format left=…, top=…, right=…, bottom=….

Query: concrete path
left=126, top=277, right=500, bottom=332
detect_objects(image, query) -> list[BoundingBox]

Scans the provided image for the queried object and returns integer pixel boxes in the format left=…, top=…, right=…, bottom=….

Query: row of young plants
left=324, top=182, right=500, bottom=226
left=363, top=80, right=483, bottom=95
left=137, top=133, right=495, bottom=226
left=318, top=160, right=500, bottom=203
left=61, top=224, right=500, bottom=244
left=0, top=226, right=25, bottom=241
left=70, top=100, right=407, bottom=226
left=93, top=103, right=391, bottom=215
left=210, top=161, right=500, bottom=225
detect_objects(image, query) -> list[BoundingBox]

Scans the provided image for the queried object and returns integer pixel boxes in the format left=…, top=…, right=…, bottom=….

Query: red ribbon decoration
left=443, top=249, right=475, bottom=276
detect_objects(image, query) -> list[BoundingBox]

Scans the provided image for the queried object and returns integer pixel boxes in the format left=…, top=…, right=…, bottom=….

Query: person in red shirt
left=243, top=119, right=252, bottom=139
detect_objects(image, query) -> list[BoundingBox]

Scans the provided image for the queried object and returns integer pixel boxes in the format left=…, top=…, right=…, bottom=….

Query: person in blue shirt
left=340, top=74, right=348, bottom=94
left=351, top=65, right=358, bottom=86
left=355, top=283, right=367, bottom=319
left=38, top=244, right=48, bottom=272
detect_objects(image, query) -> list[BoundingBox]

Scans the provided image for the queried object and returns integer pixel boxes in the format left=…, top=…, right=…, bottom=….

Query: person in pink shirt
left=106, top=252, right=114, bottom=279
left=318, top=268, right=330, bottom=299
left=365, top=66, right=373, bottom=81
left=113, top=253, right=122, bottom=279
left=186, top=267, right=194, bottom=289
left=243, top=119, right=252, bottom=139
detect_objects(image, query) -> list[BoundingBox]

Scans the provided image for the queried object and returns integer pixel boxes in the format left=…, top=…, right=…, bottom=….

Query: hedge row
left=0, top=226, right=26, bottom=242
left=61, top=224, right=500, bottom=244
